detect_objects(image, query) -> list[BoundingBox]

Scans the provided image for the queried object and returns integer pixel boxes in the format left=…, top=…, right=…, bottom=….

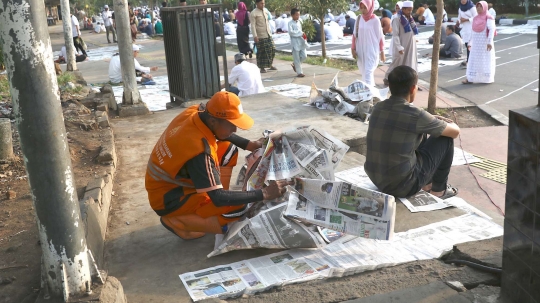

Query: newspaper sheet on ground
left=452, top=147, right=482, bottom=166
left=285, top=186, right=396, bottom=240
left=208, top=198, right=326, bottom=257
left=180, top=213, right=503, bottom=301
left=399, top=190, right=452, bottom=213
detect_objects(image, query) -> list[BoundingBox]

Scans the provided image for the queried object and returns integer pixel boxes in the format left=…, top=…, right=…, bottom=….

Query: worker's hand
left=487, top=44, right=492, bottom=51
left=150, top=66, right=158, bottom=71
left=246, top=137, right=265, bottom=152
left=254, top=37, right=259, bottom=43
left=399, top=50, right=404, bottom=55
left=380, top=52, right=386, bottom=63
left=351, top=48, right=357, bottom=59
left=262, top=180, right=289, bottom=200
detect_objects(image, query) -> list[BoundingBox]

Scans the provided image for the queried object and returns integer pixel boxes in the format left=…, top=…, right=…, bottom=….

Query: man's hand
left=351, top=48, right=357, bottom=59
left=487, top=44, right=492, bottom=51
left=254, top=37, right=259, bottom=43
left=150, top=66, right=158, bottom=72
left=433, top=115, right=454, bottom=124
left=246, top=137, right=265, bottom=152
left=399, top=50, right=404, bottom=55
left=380, top=51, right=386, bottom=63
left=262, top=180, right=289, bottom=200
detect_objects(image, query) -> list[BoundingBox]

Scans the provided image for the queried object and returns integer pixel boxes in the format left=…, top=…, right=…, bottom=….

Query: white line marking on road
left=447, top=54, right=540, bottom=82
left=496, top=41, right=536, bottom=53
left=485, top=79, right=539, bottom=104
left=494, top=33, right=524, bottom=42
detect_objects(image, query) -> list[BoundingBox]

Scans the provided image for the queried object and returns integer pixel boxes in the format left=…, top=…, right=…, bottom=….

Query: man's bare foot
left=431, top=190, right=444, bottom=197
left=176, top=230, right=206, bottom=240
left=421, top=183, right=432, bottom=192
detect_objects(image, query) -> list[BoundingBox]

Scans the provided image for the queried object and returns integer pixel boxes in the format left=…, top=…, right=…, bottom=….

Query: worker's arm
left=185, top=153, right=287, bottom=207
left=224, top=133, right=263, bottom=152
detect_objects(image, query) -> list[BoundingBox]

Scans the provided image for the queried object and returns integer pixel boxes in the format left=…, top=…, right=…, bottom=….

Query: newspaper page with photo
left=307, top=127, right=349, bottom=170
left=246, top=139, right=274, bottom=190
left=266, top=136, right=303, bottom=181
left=285, top=191, right=395, bottom=240
left=291, top=178, right=395, bottom=220
left=296, top=150, right=335, bottom=181
left=399, top=190, right=452, bottom=213
left=208, top=200, right=326, bottom=257
left=180, top=264, right=249, bottom=301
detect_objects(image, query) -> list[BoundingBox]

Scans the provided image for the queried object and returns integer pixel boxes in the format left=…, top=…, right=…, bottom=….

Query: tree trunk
left=525, top=0, right=530, bottom=17
left=320, top=19, right=327, bottom=59
left=60, top=0, right=77, bottom=71
left=0, top=0, right=92, bottom=299
left=427, top=0, right=444, bottom=114
left=113, top=0, right=142, bottom=105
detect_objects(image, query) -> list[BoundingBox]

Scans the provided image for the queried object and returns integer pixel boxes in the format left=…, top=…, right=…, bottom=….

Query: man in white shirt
left=108, top=45, right=158, bottom=84
left=223, top=21, right=236, bottom=35
left=71, top=14, right=87, bottom=57
left=488, top=3, right=496, bottom=19
left=94, top=22, right=106, bottom=34
left=223, top=53, right=265, bottom=97
left=56, top=45, right=87, bottom=63
left=420, top=3, right=435, bottom=25
left=276, top=14, right=288, bottom=33
left=102, top=5, right=117, bottom=43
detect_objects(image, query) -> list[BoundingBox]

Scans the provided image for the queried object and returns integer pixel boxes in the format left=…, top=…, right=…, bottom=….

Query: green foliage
left=0, top=75, right=9, bottom=96
left=301, top=16, right=316, bottom=41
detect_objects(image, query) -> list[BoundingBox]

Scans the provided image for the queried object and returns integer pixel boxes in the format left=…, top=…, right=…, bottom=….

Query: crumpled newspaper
left=308, top=72, right=389, bottom=122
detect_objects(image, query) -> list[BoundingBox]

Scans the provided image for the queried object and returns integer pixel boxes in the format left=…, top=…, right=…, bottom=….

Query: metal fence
left=161, top=5, right=228, bottom=104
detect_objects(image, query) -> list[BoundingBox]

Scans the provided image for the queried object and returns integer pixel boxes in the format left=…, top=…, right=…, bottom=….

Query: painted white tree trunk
left=60, top=0, right=77, bottom=71
left=0, top=0, right=92, bottom=299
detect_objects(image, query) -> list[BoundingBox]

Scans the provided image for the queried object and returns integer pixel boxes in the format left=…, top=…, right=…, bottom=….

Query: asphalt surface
left=226, top=24, right=539, bottom=118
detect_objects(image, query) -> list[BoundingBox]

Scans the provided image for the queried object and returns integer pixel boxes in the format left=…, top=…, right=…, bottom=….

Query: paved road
left=226, top=24, right=539, bottom=118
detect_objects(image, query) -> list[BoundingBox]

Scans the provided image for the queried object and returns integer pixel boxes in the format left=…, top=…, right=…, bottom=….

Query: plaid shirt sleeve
left=416, top=110, right=447, bottom=137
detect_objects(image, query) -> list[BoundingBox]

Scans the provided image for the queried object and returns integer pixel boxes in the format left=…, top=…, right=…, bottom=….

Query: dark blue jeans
left=227, top=86, right=240, bottom=96
left=406, top=135, right=454, bottom=196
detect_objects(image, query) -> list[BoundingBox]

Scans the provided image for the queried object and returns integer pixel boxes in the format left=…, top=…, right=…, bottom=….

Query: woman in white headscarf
left=351, top=0, right=385, bottom=86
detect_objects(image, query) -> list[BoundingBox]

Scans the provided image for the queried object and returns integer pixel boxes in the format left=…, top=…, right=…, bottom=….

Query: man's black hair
left=345, top=14, right=350, bottom=18
left=162, top=1, right=167, bottom=6
left=236, top=59, right=245, bottom=64
left=446, top=25, right=455, bottom=33
left=388, top=66, right=418, bottom=97
left=255, top=0, right=263, bottom=3
left=291, top=8, right=299, bottom=16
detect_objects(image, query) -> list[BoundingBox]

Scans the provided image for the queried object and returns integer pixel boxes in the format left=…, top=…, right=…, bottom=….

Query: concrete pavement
left=47, top=23, right=508, bottom=302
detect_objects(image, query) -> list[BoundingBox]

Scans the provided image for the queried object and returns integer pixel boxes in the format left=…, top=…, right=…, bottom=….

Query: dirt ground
left=438, top=106, right=502, bottom=128
left=0, top=87, right=109, bottom=303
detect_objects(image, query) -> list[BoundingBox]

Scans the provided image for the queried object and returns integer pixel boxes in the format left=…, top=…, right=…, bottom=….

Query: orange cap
left=206, top=92, right=254, bottom=130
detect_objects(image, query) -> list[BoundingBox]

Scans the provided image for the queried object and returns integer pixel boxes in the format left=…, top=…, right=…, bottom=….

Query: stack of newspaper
left=209, top=126, right=397, bottom=258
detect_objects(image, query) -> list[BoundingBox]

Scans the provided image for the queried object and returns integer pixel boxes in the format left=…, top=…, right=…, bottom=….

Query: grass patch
left=434, top=108, right=448, bottom=116
left=0, top=75, right=9, bottom=96
left=57, top=72, right=75, bottom=87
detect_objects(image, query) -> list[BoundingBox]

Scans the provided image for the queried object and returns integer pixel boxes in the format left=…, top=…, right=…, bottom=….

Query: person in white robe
left=384, top=0, right=418, bottom=86
left=388, top=1, right=403, bottom=58
left=463, top=1, right=495, bottom=84
left=336, top=13, right=347, bottom=26
left=457, top=0, right=478, bottom=66
left=351, top=0, right=385, bottom=86
left=288, top=8, right=307, bottom=77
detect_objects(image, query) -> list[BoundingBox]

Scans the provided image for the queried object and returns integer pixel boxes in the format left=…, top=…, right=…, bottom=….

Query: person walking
left=352, top=0, right=385, bottom=86
left=235, top=2, right=253, bottom=58
left=250, top=0, right=277, bottom=73
left=102, top=5, right=117, bottom=43
left=288, top=8, right=307, bottom=78
left=457, top=0, right=478, bottom=68
left=383, top=1, right=417, bottom=87
left=462, top=1, right=496, bottom=84
left=71, top=13, right=88, bottom=57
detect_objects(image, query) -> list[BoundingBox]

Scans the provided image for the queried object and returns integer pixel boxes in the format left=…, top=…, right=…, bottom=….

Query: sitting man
left=145, top=91, right=288, bottom=240
left=365, top=66, right=460, bottom=199
left=222, top=53, right=265, bottom=97
left=428, top=22, right=447, bottom=45
left=108, top=45, right=158, bottom=84
left=138, top=20, right=153, bottom=36
left=55, top=45, right=87, bottom=63
left=439, top=25, right=463, bottom=59
left=94, top=22, right=106, bottom=34
left=343, top=14, right=355, bottom=35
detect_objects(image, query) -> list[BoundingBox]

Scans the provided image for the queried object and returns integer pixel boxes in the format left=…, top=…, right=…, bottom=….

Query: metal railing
left=161, top=5, right=228, bottom=103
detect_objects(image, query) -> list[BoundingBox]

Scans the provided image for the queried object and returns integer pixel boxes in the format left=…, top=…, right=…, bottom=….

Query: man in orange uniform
left=146, top=91, right=287, bottom=240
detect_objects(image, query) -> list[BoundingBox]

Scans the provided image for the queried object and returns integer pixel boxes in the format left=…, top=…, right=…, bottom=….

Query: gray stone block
left=84, top=188, right=102, bottom=206
left=118, top=103, right=150, bottom=117
left=97, top=116, right=110, bottom=128
left=87, top=177, right=105, bottom=191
